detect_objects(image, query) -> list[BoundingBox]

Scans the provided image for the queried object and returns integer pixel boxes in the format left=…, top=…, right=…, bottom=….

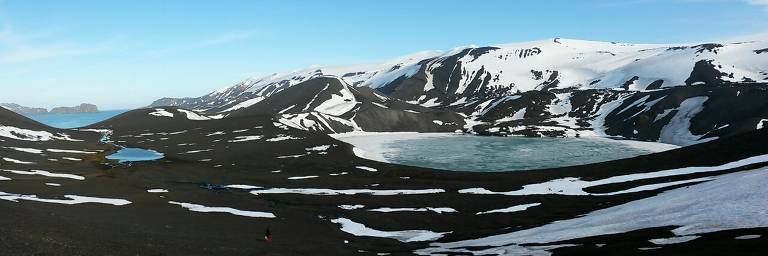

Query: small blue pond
left=106, top=148, right=164, bottom=163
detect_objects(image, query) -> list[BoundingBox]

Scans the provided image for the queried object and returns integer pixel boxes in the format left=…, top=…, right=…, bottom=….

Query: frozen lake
left=106, top=148, right=164, bottom=163
left=334, top=133, right=679, bottom=172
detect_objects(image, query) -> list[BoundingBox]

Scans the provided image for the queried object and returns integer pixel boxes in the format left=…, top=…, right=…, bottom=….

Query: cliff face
left=49, top=103, right=99, bottom=114
left=0, top=103, right=48, bottom=115
left=1, top=103, right=100, bottom=115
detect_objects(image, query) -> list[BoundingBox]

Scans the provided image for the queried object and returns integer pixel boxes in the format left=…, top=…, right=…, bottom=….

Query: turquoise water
left=27, top=111, right=165, bottom=163
left=26, top=110, right=127, bottom=129
left=379, top=135, right=660, bottom=172
left=96, top=129, right=164, bottom=163
left=106, top=148, right=164, bottom=163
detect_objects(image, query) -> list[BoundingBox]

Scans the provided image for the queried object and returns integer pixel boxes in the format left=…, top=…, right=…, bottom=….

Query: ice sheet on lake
left=331, top=132, right=453, bottom=163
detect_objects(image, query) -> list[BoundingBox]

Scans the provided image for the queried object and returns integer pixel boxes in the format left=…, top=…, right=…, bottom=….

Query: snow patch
left=148, top=108, right=174, bottom=118
left=418, top=167, right=768, bottom=255
left=459, top=154, right=768, bottom=196
left=249, top=188, right=445, bottom=196
left=476, top=203, right=541, bottom=215
left=369, top=207, right=457, bottom=214
left=2, top=157, right=34, bottom=164
left=287, top=176, right=319, bottom=180
left=0, top=125, right=81, bottom=142
left=356, top=166, right=378, bottom=172
left=228, top=136, right=263, bottom=143
left=169, top=201, right=276, bottom=218
left=2, top=169, right=85, bottom=180
left=0, top=193, right=130, bottom=206
left=177, top=109, right=211, bottom=120
left=339, top=204, right=365, bottom=210
left=331, top=218, right=449, bottom=243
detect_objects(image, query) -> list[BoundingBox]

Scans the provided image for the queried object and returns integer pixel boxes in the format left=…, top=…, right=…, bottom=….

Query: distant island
left=0, top=103, right=99, bottom=115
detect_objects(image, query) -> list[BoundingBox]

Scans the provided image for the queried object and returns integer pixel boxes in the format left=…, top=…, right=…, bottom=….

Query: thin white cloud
left=0, top=43, right=108, bottom=63
left=200, top=30, right=259, bottom=46
left=746, top=0, right=768, bottom=6
left=0, top=25, right=115, bottom=64
left=134, top=30, right=259, bottom=60
left=597, top=0, right=768, bottom=7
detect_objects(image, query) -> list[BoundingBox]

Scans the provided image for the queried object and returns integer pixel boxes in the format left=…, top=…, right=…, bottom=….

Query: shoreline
left=592, top=136, right=681, bottom=152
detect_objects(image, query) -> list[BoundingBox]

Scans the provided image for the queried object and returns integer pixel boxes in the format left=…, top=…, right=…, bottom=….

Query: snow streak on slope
left=658, top=96, right=713, bottom=145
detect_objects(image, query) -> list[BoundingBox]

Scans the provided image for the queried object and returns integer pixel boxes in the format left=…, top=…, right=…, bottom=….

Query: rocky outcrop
left=1, top=103, right=100, bottom=115
left=50, top=103, right=99, bottom=114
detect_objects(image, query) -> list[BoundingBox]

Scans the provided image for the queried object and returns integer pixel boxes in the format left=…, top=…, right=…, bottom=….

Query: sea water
left=26, top=110, right=165, bottom=163
left=26, top=110, right=127, bottom=129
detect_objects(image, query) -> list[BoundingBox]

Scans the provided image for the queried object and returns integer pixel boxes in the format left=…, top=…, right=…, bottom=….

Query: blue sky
left=0, top=0, right=766, bottom=110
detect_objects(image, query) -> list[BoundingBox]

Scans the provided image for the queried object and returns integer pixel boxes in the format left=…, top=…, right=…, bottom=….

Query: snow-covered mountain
left=150, top=37, right=768, bottom=145
left=150, top=50, right=444, bottom=113
left=228, top=76, right=465, bottom=133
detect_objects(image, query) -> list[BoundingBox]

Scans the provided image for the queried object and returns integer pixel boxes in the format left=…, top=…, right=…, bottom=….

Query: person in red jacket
left=265, top=227, right=273, bottom=243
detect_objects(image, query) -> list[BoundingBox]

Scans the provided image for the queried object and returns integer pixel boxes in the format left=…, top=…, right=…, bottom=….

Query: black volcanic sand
left=1, top=107, right=767, bottom=255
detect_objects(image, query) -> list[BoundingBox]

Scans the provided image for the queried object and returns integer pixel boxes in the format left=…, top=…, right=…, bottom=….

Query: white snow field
left=416, top=165, right=768, bottom=255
